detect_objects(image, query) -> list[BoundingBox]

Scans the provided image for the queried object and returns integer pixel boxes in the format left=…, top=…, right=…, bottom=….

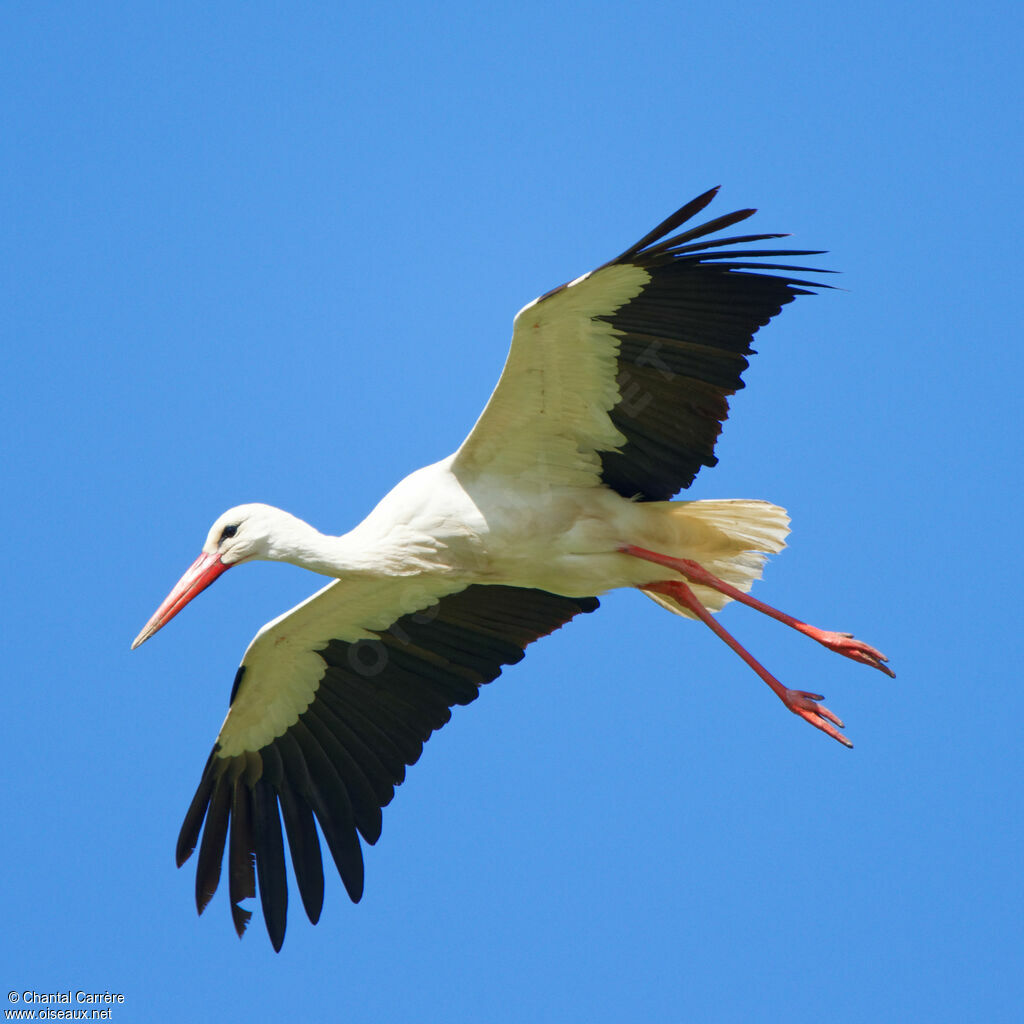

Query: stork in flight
left=132, top=188, right=892, bottom=949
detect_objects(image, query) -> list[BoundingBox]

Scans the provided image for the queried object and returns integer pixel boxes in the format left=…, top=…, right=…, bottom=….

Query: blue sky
left=3, top=2, right=1022, bottom=1021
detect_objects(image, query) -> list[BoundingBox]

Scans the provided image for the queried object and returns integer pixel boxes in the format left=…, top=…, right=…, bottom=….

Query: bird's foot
left=798, top=627, right=894, bottom=678
left=781, top=689, right=852, bottom=748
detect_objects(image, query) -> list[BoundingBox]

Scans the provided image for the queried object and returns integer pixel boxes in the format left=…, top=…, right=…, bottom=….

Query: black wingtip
left=616, top=189, right=724, bottom=262
left=231, top=902, right=252, bottom=938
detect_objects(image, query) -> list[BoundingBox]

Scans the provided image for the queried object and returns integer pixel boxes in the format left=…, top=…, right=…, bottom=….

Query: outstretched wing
left=453, top=188, right=830, bottom=500
left=175, top=578, right=598, bottom=950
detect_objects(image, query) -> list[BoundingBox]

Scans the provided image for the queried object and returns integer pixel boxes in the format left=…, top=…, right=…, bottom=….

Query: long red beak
left=131, top=551, right=230, bottom=650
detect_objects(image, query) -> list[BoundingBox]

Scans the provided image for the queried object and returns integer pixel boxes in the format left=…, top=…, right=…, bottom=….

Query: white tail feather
left=642, top=499, right=790, bottom=619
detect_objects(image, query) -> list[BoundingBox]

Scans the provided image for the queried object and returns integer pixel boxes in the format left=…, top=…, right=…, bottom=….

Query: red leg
left=644, top=579, right=852, bottom=748
left=622, top=545, right=893, bottom=678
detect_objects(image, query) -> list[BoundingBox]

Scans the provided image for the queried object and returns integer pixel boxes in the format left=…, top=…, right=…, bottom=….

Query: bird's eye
left=219, top=524, right=238, bottom=542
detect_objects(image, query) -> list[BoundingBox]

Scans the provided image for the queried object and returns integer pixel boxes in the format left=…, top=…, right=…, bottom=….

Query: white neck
left=264, top=518, right=384, bottom=578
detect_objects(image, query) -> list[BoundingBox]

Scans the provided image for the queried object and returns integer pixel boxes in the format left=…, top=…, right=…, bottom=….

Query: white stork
left=132, top=188, right=892, bottom=949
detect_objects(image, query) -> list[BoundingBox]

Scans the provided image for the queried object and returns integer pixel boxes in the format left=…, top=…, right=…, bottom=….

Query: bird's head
left=131, top=503, right=289, bottom=650
left=200, top=503, right=289, bottom=565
